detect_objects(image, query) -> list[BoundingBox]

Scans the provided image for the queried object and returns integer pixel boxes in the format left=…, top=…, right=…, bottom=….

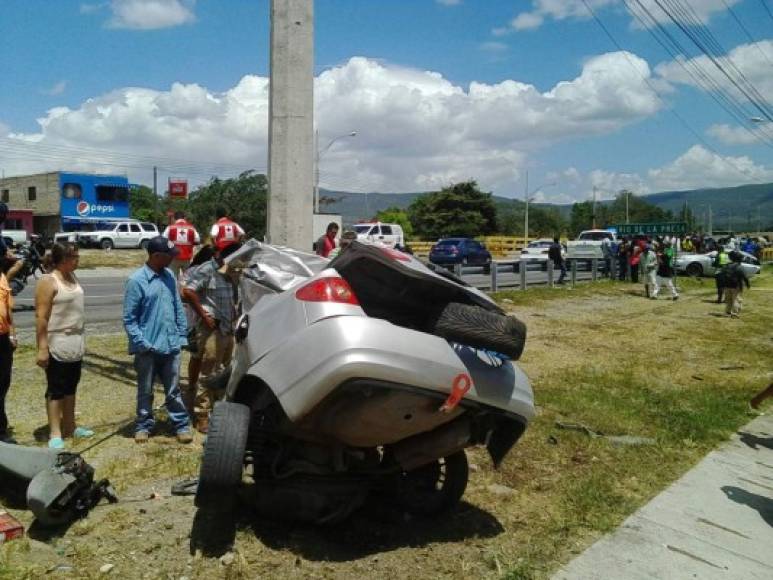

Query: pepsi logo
left=76, top=201, right=90, bottom=216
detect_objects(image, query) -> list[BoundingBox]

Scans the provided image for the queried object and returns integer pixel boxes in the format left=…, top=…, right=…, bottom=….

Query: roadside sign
left=616, top=222, right=687, bottom=236
left=168, top=179, right=188, bottom=199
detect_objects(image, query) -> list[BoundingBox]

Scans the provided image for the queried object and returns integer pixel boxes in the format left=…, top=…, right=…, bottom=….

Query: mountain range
left=320, top=182, right=773, bottom=232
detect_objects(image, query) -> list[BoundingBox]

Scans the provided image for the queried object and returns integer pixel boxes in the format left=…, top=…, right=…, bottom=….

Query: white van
left=353, top=222, right=405, bottom=249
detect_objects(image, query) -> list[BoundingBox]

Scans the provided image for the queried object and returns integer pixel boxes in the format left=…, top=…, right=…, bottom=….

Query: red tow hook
left=439, top=373, right=473, bottom=413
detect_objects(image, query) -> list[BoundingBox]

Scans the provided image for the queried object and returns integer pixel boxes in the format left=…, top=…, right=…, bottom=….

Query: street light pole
left=314, top=130, right=356, bottom=213
left=523, top=170, right=556, bottom=242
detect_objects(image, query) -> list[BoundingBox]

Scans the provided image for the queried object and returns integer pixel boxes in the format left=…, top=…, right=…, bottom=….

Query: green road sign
left=615, top=222, right=687, bottom=236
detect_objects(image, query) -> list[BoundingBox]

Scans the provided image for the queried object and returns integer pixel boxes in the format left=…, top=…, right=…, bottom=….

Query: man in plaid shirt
left=181, top=242, right=243, bottom=433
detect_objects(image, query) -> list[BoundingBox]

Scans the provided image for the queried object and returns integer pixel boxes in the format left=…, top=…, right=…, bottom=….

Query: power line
left=579, top=0, right=768, bottom=182
left=654, top=0, right=773, bottom=121
left=760, top=0, right=773, bottom=22
left=720, top=0, right=773, bottom=68
left=625, top=0, right=773, bottom=147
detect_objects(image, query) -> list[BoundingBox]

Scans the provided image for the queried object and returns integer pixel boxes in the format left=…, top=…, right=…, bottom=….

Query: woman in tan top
left=35, top=243, right=93, bottom=449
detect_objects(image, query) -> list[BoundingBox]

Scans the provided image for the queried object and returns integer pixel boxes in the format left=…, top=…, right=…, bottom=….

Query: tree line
left=130, top=172, right=681, bottom=242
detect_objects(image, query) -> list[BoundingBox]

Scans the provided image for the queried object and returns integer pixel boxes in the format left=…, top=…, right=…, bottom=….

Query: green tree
left=408, top=181, right=497, bottom=240
left=187, top=171, right=268, bottom=240
left=129, top=185, right=163, bottom=224
left=375, top=206, right=414, bottom=238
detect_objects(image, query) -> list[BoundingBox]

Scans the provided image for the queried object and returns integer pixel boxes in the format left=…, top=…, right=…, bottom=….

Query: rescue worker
left=163, top=211, right=200, bottom=279
left=210, top=208, right=245, bottom=252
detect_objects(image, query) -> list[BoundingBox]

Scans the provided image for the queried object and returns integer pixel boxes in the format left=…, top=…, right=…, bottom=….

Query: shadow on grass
left=83, top=352, right=135, bottom=383
left=738, top=432, right=773, bottom=451
left=190, top=498, right=503, bottom=560
left=721, top=486, right=773, bottom=528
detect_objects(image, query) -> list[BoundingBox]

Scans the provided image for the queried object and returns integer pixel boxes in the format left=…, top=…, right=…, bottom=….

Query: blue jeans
left=134, top=351, right=190, bottom=434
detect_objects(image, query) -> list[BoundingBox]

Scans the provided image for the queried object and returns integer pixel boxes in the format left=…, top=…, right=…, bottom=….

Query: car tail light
left=295, top=277, right=359, bottom=305
left=380, top=246, right=411, bottom=262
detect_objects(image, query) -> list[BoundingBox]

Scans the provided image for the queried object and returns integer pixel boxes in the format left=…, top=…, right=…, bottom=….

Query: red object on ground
left=0, top=511, right=24, bottom=544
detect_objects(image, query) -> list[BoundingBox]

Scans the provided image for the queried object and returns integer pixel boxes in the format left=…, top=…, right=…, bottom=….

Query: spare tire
left=195, top=401, right=250, bottom=511
left=429, top=302, right=526, bottom=360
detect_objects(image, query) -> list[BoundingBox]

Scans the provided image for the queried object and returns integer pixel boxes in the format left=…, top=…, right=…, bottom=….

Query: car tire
left=429, top=302, right=527, bottom=360
left=140, top=239, right=150, bottom=250
left=395, top=451, right=469, bottom=515
left=100, top=238, right=114, bottom=250
left=195, top=401, right=250, bottom=511
left=685, top=263, right=703, bottom=277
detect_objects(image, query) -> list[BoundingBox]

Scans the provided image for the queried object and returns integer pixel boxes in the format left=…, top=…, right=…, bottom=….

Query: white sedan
left=521, top=239, right=565, bottom=260
left=674, top=250, right=761, bottom=278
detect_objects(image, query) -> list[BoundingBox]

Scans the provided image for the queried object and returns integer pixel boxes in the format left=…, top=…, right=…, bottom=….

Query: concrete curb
left=554, top=414, right=773, bottom=580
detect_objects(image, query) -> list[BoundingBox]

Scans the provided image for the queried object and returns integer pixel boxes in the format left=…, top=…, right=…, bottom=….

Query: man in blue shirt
left=123, top=236, right=192, bottom=444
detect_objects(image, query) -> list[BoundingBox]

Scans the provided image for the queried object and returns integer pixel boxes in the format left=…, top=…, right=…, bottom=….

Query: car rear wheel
left=686, top=263, right=703, bottom=277
left=140, top=239, right=150, bottom=250
left=100, top=238, right=114, bottom=250
left=195, top=401, right=250, bottom=511
left=395, top=451, right=469, bottom=515
left=429, top=302, right=527, bottom=360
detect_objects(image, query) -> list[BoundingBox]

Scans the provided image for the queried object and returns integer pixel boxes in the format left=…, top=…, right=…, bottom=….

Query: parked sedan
left=521, top=239, right=565, bottom=260
left=429, top=238, right=492, bottom=272
left=674, top=250, right=761, bottom=278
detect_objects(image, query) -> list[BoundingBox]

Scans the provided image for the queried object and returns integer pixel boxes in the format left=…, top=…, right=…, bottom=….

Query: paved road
left=13, top=272, right=129, bottom=334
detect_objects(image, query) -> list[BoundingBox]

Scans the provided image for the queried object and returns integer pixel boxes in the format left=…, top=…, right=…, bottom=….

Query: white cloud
left=4, top=54, right=662, bottom=194
left=512, top=12, right=544, bottom=31
left=107, top=0, right=195, bottom=30
left=647, top=145, right=773, bottom=190
left=656, top=40, right=773, bottom=104
left=42, top=80, right=68, bottom=96
left=479, top=41, right=508, bottom=53
left=501, top=0, right=738, bottom=33
left=707, top=123, right=768, bottom=146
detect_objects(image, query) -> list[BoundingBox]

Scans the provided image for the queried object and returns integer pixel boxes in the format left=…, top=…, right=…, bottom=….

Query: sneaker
left=176, top=430, right=193, bottom=444
left=195, top=416, right=209, bottom=435
left=48, top=437, right=65, bottom=449
left=73, top=426, right=95, bottom=439
left=134, top=431, right=149, bottom=444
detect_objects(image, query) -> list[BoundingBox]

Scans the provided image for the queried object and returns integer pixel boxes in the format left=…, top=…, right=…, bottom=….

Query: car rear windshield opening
left=436, top=240, right=461, bottom=247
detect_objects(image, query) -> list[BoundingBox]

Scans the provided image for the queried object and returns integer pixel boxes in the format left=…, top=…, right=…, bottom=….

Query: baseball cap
left=147, top=236, right=180, bottom=257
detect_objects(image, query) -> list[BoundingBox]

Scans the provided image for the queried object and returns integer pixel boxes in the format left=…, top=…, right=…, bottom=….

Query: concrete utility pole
left=267, top=0, right=314, bottom=250
left=592, top=186, right=597, bottom=229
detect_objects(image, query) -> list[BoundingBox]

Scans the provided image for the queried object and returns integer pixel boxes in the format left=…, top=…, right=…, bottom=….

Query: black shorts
left=45, top=356, right=82, bottom=400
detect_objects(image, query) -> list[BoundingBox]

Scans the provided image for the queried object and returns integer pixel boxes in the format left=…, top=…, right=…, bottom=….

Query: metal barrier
left=439, top=258, right=608, bottom=291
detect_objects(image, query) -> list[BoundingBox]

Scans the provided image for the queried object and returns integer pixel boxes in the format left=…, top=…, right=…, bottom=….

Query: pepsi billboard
left=59, top=173, right=131, bottom=225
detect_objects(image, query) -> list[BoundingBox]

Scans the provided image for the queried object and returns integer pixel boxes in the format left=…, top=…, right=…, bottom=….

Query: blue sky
left=1, top=0, right=771, bottom=203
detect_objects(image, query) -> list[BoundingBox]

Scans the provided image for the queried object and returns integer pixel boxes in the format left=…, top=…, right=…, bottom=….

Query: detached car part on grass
left=195, top=240, right=533, bottom=524
left=0, top=442, right=117, bottom=527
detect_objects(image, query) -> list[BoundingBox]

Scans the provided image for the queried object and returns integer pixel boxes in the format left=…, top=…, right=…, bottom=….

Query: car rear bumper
left=235, top=315, right=535, bottom=424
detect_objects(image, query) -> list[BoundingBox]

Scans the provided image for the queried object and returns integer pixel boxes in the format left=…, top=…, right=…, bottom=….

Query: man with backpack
left=548, top=237, right=566, bottom=285
left=721, top=251, right=750, bottom=318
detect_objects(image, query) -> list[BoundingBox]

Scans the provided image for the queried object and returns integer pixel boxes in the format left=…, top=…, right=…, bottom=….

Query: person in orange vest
left=163, top=211, right=201, bottom=279
left=210, top=208, right=245, bottom=252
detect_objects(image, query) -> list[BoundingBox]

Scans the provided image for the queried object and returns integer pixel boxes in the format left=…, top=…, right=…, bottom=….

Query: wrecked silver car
left=195, top=240, right=534, bottom=523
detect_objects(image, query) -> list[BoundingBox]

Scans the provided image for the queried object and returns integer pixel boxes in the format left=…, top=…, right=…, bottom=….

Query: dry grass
left=2, top=269, right=772, bottom=579
left=76, top=249, right=146, bottom=270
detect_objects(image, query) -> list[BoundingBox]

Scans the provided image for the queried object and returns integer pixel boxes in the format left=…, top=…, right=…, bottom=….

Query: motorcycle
left=9, top=241, right=46, bottom=296
left=195, top=240, right=533, bottom=524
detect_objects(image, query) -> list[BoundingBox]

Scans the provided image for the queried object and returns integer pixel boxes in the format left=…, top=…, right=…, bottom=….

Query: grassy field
left=75, top=249, right=147, bottom=270
left=1, top=269, right=772, bottom=579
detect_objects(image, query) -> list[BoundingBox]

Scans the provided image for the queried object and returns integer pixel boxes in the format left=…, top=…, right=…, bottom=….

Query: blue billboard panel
left=58, top=173, right=131, bottom=223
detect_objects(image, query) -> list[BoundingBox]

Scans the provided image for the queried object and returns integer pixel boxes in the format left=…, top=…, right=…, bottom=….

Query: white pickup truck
left=566, top=229, right=617, bottom=259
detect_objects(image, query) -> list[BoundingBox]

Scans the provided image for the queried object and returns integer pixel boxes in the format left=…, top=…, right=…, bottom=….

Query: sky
left=0, top=0, right=772, bottom=204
